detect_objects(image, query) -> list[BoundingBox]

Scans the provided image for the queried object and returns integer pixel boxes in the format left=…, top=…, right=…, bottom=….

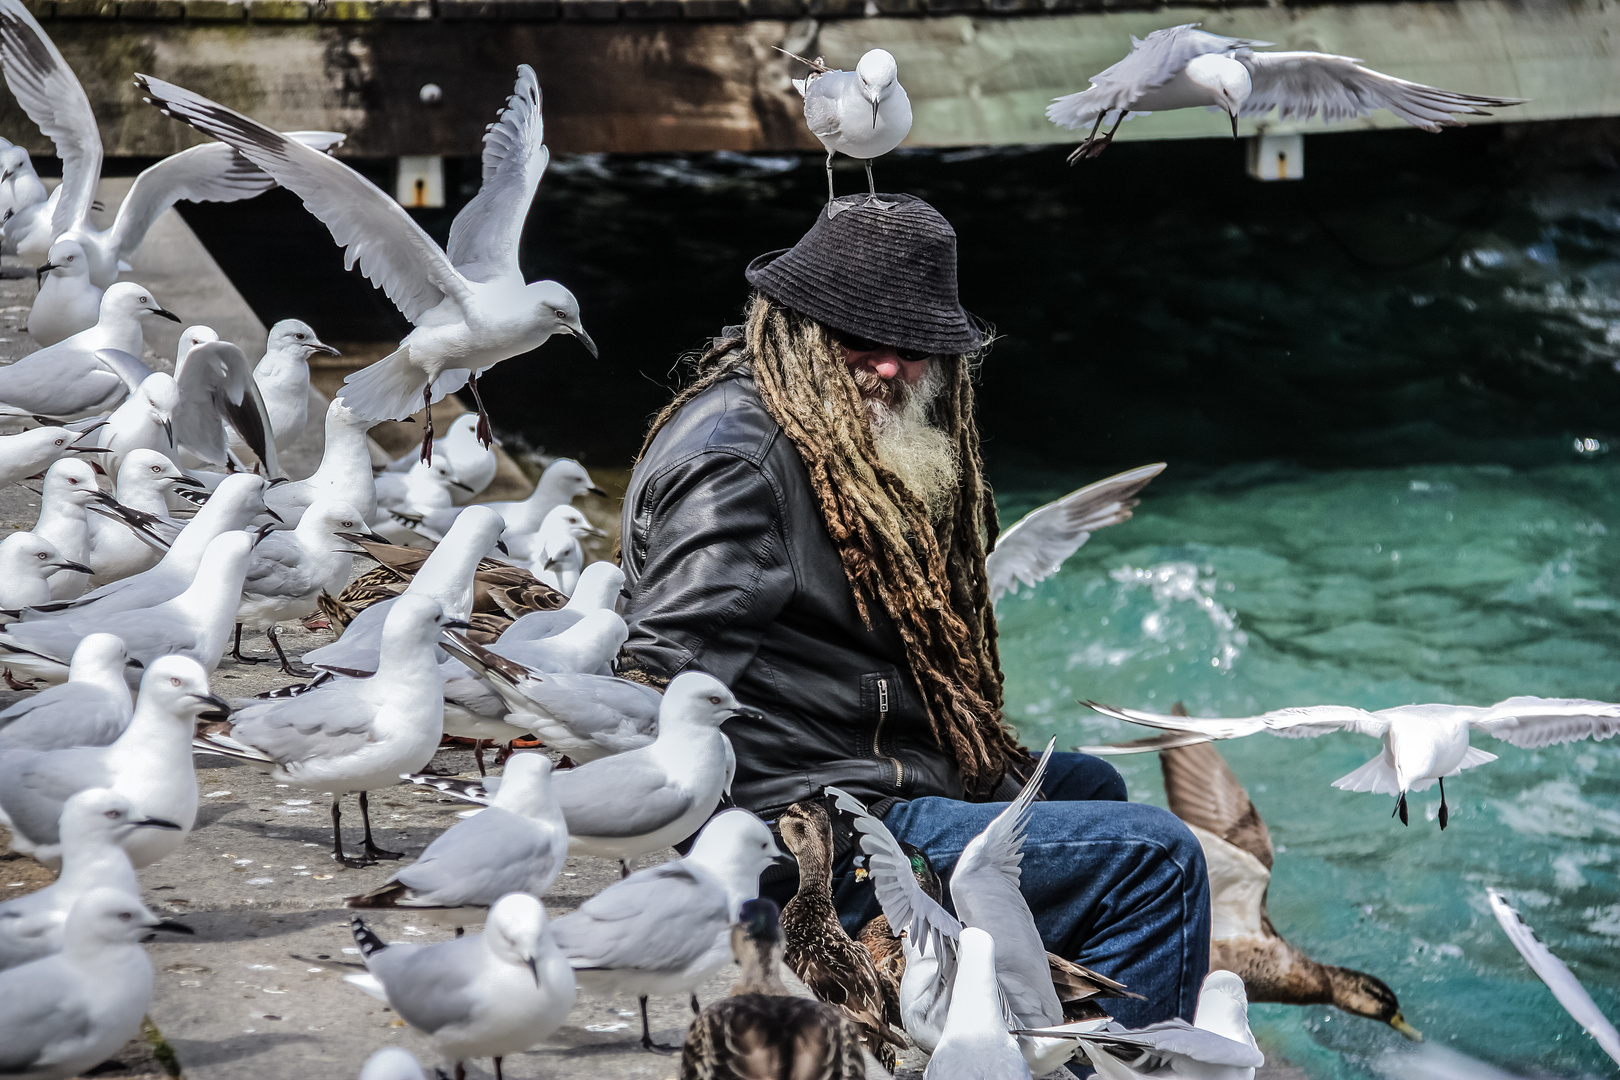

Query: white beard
left=866, top=363, right=959, bottom=521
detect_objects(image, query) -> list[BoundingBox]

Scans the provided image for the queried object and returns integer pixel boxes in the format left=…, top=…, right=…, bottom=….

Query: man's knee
left=1042, top=751, right=1128, bottom=803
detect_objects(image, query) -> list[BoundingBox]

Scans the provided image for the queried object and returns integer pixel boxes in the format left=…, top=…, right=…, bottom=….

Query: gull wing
left=94, top=349, right=155, bottom=396
left=0, top=746, right=106, bottom=846
left=1075, top=731, right=1215, bottom=756
left=1021, top=1017, right=1265, bottom=1068
left=553, top=861, right=730, bottom=971
left=987, top=463, right=1164, bottom=605
left=446, top=66, right=547, bottom=285
left=174, top=341, right=278, bottom=475
left=0, top=961, right=95, bottom=1072
left=1159, top=739, right=1273, bottom=869
left=801, top=73, right=847, bottom=142
left=365, top=936, right=483, bottom=1035
left=241, top=533, right=321, bottom=600
left=393, top=806, right=563, bottom=906
left=226, top=684, right=381, bottom=767
left=1468, top=696, right=1620, bottom=750
left=950, top=738, right=1063, bottom=1027
left=0, top=0, right=100, bottom=238
left=1486, top=889, right=1620, bottom=1065
left=828, top=785, right=962, bottom=960
left=107, top=132, right=346, bottom=263
left=135, top=75, right=471, bottom=324
left=1236, top=51, right=1525, bottom=131
left=552, top=754, right=696, bottom=840
left=1083, top=700, right=1389, bottom=741
left=1046, top=25, right=1272, bottom=129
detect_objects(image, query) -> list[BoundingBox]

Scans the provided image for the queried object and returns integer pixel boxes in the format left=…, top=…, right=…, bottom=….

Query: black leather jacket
left=618, top=366, right=968, bottom=818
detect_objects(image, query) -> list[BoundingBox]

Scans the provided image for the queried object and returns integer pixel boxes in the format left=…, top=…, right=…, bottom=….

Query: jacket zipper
left=873, top=678, right=904, bottom=788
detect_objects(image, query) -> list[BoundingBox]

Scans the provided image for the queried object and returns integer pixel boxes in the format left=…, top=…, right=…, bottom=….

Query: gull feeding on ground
left=0, top=532, right=91, bottom=610
left=782, top=47, right=911, bottom=207
left=0, top=655, right=225, bottom=868
left=0, top=0, right=344, bottom=278
left=0, top=283, right=171, bottom=421
left=0, top=886, right=192, bottom=1080
left=253, top=318, right=338, bottom=453
left=347, top=752, right=567, bottom=928
left=137, top=64, right=595, bottom=461
left=29, top=236, right=101, bottom=346
left=0, top=788, right=178, bottom=971
left=988, top=463, right=1164, bottom=605
left=1486, top=889, right=1620, bottom=1066
left=1046, top=24, right=1524, bottom=160
left=0, top=634, right=131, bottom=753
left=552, top=809, right=783, bottom=1052
left=347, top=892, right=576, bottom=1079
left=1082, top=696, right=1620, bottom=828
left=194, top=594, right=460, bottom=866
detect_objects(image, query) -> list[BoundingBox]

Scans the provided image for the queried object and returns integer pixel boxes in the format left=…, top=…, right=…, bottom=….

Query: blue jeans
left=815, top=753, right=1211, bottom=1031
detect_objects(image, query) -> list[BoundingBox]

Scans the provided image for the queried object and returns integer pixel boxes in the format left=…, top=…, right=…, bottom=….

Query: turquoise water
left=995, top=462, right=1620, bottom=1077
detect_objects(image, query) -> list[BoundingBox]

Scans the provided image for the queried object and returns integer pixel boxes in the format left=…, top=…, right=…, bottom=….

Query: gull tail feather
left=338, top=346, right=430, bottom=423
left=1332, top=751, right=1401, bottom=796
left=1046, top=89, right=1102, bottom=130
left=343, top=971, right=390, bottom=1003
left=399, top=772, right=495, bottom=805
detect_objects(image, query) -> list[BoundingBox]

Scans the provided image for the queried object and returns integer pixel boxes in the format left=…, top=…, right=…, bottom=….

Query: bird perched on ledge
left=1048, top=24, right=1524, bottom=160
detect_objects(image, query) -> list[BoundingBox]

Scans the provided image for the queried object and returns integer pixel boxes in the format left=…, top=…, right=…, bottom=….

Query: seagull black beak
left=443, top=618, right=473, bottom=631
left=587, top=485, right=608, bottom=497
left=495, top=539, right=509, bottom=555
left=449, top=479, right=475, bottom=493
left=525, top=955, right=541, bottom=987
left=162, top=419, right=174, bottom=447
left=584, top=525, right=607, bottom=539
left=263, top=505, right=284, bottom=523
left=149, top=919, right=196, bottom=936
left=191, top=692, right=232, bottom=721
left=728, top=705, right=767, bottom=722
left=334, top=530, right=382, bottom=547
left=310, top=341, right=341, bottom=357
left=251, top=522, right=277, bottom=547
left=172, top=474, right=206, bottom=489
left=1229, top=111, right=1239, bottom=139
left=68, top=446, right=111, bottom=455
left=872, top=99, right=880, bottom=129
left=568, top=326, right=599, bottom=359
left=34, top=261, right=55, bottom=286
left=152, top=308, right=182, bottom=323
left=135, top=816, right=185, bottom=831
left=48, top=560, right=94, bottom=575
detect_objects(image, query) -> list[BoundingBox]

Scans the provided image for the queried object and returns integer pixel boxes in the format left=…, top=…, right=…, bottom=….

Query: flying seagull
left=1081, top=696, right=1620, bottom=828
left=1486, top=889, right=1620, bottom=1067
left=135, top=65, right=595, bottom=462
left=1047, top=24, right=1524, bottom=161
left=782, top=48, right=911, bottom=209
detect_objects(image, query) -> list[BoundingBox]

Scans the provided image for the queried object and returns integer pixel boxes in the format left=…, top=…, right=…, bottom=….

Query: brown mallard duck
left=1159, top=730, right=1422, bottom=1040
left=317, top=540, right=565, bottom=640
left=682, top=898, right=865, bottom=1080
left=778, top=799, right=906, bottom=1069
left=854, top=842, right=1128, bottom=1023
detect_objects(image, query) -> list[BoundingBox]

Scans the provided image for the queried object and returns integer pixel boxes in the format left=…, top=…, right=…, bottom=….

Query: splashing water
left=995, top=460, right=1620, bottom=1079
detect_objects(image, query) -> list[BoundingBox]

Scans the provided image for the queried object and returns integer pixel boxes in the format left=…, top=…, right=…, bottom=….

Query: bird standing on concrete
left=0, top=634, right=132, bottom=753
left=253, top=318, right=338, bottom=453
left=1047, top=24, right=1524, bottom=160
left=136, top=65, right=595, bottom=461
left=28, top=237, right=102, bottom=346
left=0, top=282, right=172, bottom=422
left=786, top=48, right=912, bottom=208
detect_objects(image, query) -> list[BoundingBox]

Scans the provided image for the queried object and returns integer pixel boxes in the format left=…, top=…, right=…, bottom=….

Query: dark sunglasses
left=837, top=333, right=935, bottom=364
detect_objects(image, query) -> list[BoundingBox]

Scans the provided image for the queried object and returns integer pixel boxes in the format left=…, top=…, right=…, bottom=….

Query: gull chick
left=347, top=892, right=576, bottom=1080
left=1084, top=696, right=1620, bottom=828
left=1048, top=24, right=1524, bottom=160
left=137, top=65, right=595, bottom=461
left=787, top=47, right=912, bottom=206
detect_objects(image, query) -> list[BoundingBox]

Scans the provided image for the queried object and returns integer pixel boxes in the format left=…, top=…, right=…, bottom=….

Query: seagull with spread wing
left=135, top=65, right=596, bottom=462
left=1082, top=696, right=1620, bottom=828
left=0, top=0, right=344, bottom=281
left=1047, top=24, right=1524, bottom=161
left=1486, top=889, right=1620, bottom=1067
left=987, top=462, right=1164, bottom=606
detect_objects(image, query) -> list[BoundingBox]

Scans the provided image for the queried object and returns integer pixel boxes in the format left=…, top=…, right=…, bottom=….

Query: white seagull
left=85, top=450, right=201, bottom=586
left=0, top=283, right=171, bottom=421
left=987, top=462, right=1164, bottom=606
left=385, top=411, right=497, bottom=503
left=0, top=532, right=90, bottom=611
left=1486, top=889, right=1620, bottom=1066
left=346, top=892, right=575, bottom=1080
left=1046, top=24, right=1524, bottom=160
left=29, top=237, right=101, bottom=346
left=0, top=633, right=132, bottom=753
left=527, top=504, right=605, bottom=595
left=30, top=456, right=99, bottom=600
left=95, top=372, right=181, bottom=484
left=785, top=48, right=912, bottom=206
left=1083, top=696, right=1620, bottom=828
left=0, top=424, right=105, bottom=489
left=136, top=65, right=595, bottom=461
left=924, top=928, right=1033, bottom=1080
left=404, top=455, right=603, bottom=548
left=253, top=318, right=338, bottom=452
left=0, top=0, right=344, bottom=279
left=262, top=399, right=377, bottom=527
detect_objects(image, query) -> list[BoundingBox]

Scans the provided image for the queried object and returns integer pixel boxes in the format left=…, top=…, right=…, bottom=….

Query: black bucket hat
left=745, top=193, right=983, bottom=356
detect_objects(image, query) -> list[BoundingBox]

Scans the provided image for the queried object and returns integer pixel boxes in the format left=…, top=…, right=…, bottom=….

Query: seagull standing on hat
left=783, top=48, right=912, bottom=209
left=613, top=195, right=1211, bottom=1033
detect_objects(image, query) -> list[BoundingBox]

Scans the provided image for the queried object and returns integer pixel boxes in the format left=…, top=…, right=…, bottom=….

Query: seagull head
left=60, top=788, right=185, bottom=848
left=142, top=655, right=231, bottom=724
left=37, top=237, right=88, bottom=286
left=1183, top=53, right=1251, bottom=136
left=69, top=886, right=193, bottom=949
left=101, top=282, right=181, bottom=326
left=661, top=671, right=766, bottom=732
left=176, top=324, right=220, bottom=366
left=268, top=318, right=340, bottom=361
left=528, top=280, right=597, bottom=359
left=44, top=456, right=99, bottom=509
left=856, top=49, right=900, bottom=128
left=0, top=143, right=28, bottom=182
left=484, top=893, right=550, bottom=986
left=0, top=530, right=88, bottom=579
left=538, top=457, right=604, bottom=501
left=136, top=372, right=180, bottom=448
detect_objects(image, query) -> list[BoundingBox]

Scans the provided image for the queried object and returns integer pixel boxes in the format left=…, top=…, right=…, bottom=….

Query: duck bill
left=1389, top=1013, right=1423, bottom=1041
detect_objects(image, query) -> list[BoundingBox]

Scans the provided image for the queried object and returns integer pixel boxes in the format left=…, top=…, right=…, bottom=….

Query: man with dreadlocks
left=617, top=195, right=1210, bottom=1032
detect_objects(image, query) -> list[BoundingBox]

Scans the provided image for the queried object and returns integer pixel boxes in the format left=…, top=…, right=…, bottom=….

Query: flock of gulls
left=0, top=2, right=1599, bottom=1078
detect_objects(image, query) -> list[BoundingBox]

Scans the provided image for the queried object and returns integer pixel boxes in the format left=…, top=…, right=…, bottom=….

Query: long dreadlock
left=640, top=293, right=1024, bottom=797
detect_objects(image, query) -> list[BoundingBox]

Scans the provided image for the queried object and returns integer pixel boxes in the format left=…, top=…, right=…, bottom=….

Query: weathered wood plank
left=7, top=0, right=1616, bottom=156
